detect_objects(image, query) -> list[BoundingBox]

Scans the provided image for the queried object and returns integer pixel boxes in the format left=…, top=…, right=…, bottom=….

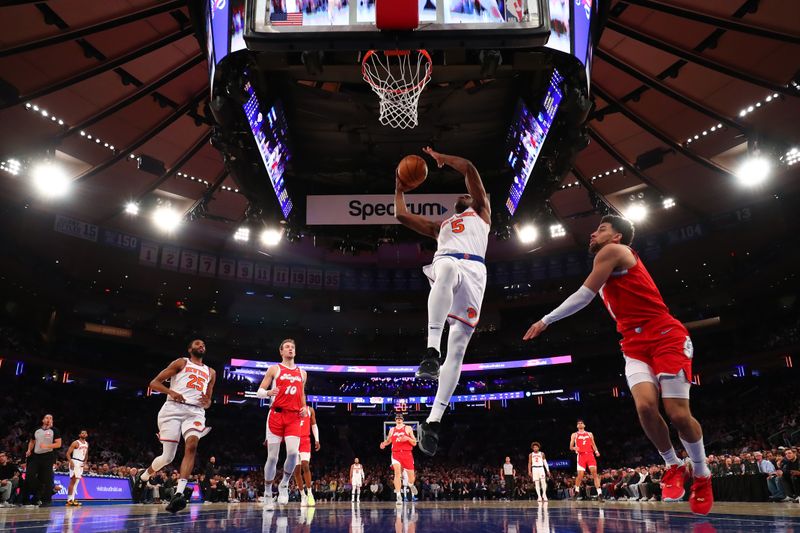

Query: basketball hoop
left=362, top=49, right=432, bottom=130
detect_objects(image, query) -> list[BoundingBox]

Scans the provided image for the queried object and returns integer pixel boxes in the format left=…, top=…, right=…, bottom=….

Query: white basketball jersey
left=352, top=464, right=364, bottom=481
left=530, top=451, right=544, bottom=468
left=436, top=207, right=489, bottom=257
left=169, top=358, right=210, bottom=406
left=72, top=440, right=88, bottom=462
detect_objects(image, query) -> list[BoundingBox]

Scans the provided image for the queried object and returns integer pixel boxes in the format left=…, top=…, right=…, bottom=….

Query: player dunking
left=65, top=430, right=88, bottom=506
left=380, top=414, right=418, bottom=505
left=139, top=339, right=215, bottom=513
left=294, top=406, right=320, bottom=507
left=528, top=441, right=550, bottom=502
left=394, top=147, right=490, bottom=455
left=257, top=338, right=308, bottom=509
left=524, top=215, right=713, bottom=515
left=350, top=458, right=365, bottom=503
left=569, top=420, right=602, bottom=500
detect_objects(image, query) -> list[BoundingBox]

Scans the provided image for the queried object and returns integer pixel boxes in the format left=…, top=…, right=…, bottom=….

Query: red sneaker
left=689, top=475, right=713, bottom=515
left=661, top=464, right=686, bottom=502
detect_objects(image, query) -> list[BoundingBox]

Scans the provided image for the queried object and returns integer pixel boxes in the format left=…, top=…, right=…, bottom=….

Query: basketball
left=396, top=155, right=428, bottom=191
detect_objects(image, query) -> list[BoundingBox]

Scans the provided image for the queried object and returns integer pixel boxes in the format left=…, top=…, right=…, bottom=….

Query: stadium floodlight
left=260, top=227, right=283, bottom=246
left=623, top=203, right=648, bottom=222
left=516, top=224, right=538, bottom=244
left=32, top=162, right=70, bottom=199
left=234, top=227, right=250, bottom=242
left=736, top=155, right=771, bottom=187
left=549, top=224, right=566, bottom=238
left=124, top=201, right=140, bottom=216
left=152, top=205, right=182, bottom=233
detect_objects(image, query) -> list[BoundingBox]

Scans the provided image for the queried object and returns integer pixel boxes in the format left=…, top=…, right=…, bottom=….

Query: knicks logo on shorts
left=467, top=307, right=478, bottom=319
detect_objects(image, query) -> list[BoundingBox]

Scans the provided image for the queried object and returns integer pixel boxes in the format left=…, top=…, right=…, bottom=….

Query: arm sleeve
left=311, top=424, right=319, bottom=443
left=544, top=460, right=550, bottom=474
left=541, top=285, right=597, bottom=326
left=256, top=387, right=271, bottom=399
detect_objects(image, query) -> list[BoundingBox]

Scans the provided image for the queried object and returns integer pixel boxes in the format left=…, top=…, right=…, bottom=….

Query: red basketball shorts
left=391, top=450, right=415, bottom=472
left=265, top=409, right=302, bottom=444
left=299, top=436, right=311, bottom=454
left=577, top=452, right=597, bottom=471
left=620, top=319, right=693, bottom=381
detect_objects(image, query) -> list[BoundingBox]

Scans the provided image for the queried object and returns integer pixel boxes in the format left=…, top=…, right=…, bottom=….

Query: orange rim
left=362, top=49, right=432, bottom=95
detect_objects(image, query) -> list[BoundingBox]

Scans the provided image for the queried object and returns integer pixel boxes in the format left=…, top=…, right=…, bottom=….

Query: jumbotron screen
left=242, top=76, right=294, bottom=219
left=505, top=68, right=565, bottom=216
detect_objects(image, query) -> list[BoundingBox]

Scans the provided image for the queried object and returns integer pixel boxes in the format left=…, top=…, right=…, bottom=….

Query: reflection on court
left=1, top=500, right=799, bottom=532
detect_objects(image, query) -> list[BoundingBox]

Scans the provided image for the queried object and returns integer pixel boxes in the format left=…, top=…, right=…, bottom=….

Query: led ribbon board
left=229, top=355, right=572, bottom=374
left=244, top=389, right=564, bottom=404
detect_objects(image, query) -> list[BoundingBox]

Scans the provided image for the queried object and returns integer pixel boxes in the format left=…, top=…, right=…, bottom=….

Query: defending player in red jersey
left=569, top=420, right=602, bottom=501
left=523, top=215, right=713, bottom=515
left=294, top=406, right=320, bottom=507
left=380, top=414, right=418, bottom=505
left=257, top=338, right=308, bottom=508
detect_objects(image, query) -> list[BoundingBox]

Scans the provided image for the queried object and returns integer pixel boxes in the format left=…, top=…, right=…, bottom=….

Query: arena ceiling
left=0, top=0, right=798, bottom=265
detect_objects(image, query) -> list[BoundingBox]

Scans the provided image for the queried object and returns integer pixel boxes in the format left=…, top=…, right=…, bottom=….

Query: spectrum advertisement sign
left=52, top=474, right=131, bottom=500
left=52, top=475, right=202, bottom=501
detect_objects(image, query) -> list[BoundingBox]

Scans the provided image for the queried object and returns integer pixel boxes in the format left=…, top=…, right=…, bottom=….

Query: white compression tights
left=147, top=441, right=178, bottom=475
left=427, top=260, right=460, bottom=351
left=427, top=320, right=474, bottom=423
left=264, top=436, right=300, bottom=491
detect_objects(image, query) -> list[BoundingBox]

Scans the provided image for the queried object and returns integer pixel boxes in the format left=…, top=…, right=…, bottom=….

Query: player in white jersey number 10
left=394, top=147, right=491, bottom=457
left=137, top=339, right=216, bottom=514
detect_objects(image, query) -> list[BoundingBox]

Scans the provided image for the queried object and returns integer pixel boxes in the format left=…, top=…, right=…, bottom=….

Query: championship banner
left=306, top=194, right=482, bottom=225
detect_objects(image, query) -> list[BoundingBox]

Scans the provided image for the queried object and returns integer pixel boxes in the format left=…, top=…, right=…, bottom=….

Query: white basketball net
left=362, top=50, right=432, bottom=130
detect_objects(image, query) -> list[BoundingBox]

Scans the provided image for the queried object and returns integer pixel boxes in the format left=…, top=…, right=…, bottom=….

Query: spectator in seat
left=756, top=451, right=787, bottom=501
left=369, top=478, right=381, bottom=501
left=646, top=466, right=662, bottom=501
left=0, top=453, right=20, bottom=506
left=732, top=456, right=744, bottom=475
left=162, top=471, right=178, bottom=501
left=147, top=473, right=163, bottom=504
left=128, top=467, right=144, bottom=504
left=778, top=449, right=800, bottom=502
left=743, top=453, right=760, bottom=475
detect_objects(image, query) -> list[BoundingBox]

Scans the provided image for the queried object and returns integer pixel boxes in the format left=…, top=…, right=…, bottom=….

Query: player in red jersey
left=524, top=215, right=713, bottom=515
left=380, top=414, right=418, bottom=505
left=569, top=420, right=602, bottom=500
left=257, top=338, right=308, bottom=508
left=294, top=406, right=320, bottom=507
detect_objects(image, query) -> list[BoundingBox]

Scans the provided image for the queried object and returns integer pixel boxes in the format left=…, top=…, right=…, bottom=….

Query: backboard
left=244, top=0, right=550, bottom=51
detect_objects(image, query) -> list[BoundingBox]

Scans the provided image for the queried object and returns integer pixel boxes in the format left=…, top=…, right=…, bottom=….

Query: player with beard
left=65, top=430, right=89, bottom=506
left=394, top=147, right=490, bottom=456
left=523, top=215, right=713, bottom=515
left=139, top=339, right=215, bottom=514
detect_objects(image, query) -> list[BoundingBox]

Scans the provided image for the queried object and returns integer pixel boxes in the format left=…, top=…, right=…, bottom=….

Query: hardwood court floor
left=1, top=500, right=799, bottom=532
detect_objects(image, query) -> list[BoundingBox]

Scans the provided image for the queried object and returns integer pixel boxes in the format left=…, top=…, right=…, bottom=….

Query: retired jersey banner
left=306, top=194, right=477, bottom=225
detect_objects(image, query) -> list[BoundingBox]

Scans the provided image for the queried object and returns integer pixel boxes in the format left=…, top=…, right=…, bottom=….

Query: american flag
left=270, top=11, right=304, bottom=26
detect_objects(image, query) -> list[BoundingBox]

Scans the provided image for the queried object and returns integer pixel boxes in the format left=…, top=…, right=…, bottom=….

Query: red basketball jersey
left=575, top=431, right=593, bottom=453
left=271, top=364, right=304, bottom=411
left=299, top=414, right=311, bottom=437
left=390, top=425, right=413, bottom=453
left=599, top=249, right=674, bottom=333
